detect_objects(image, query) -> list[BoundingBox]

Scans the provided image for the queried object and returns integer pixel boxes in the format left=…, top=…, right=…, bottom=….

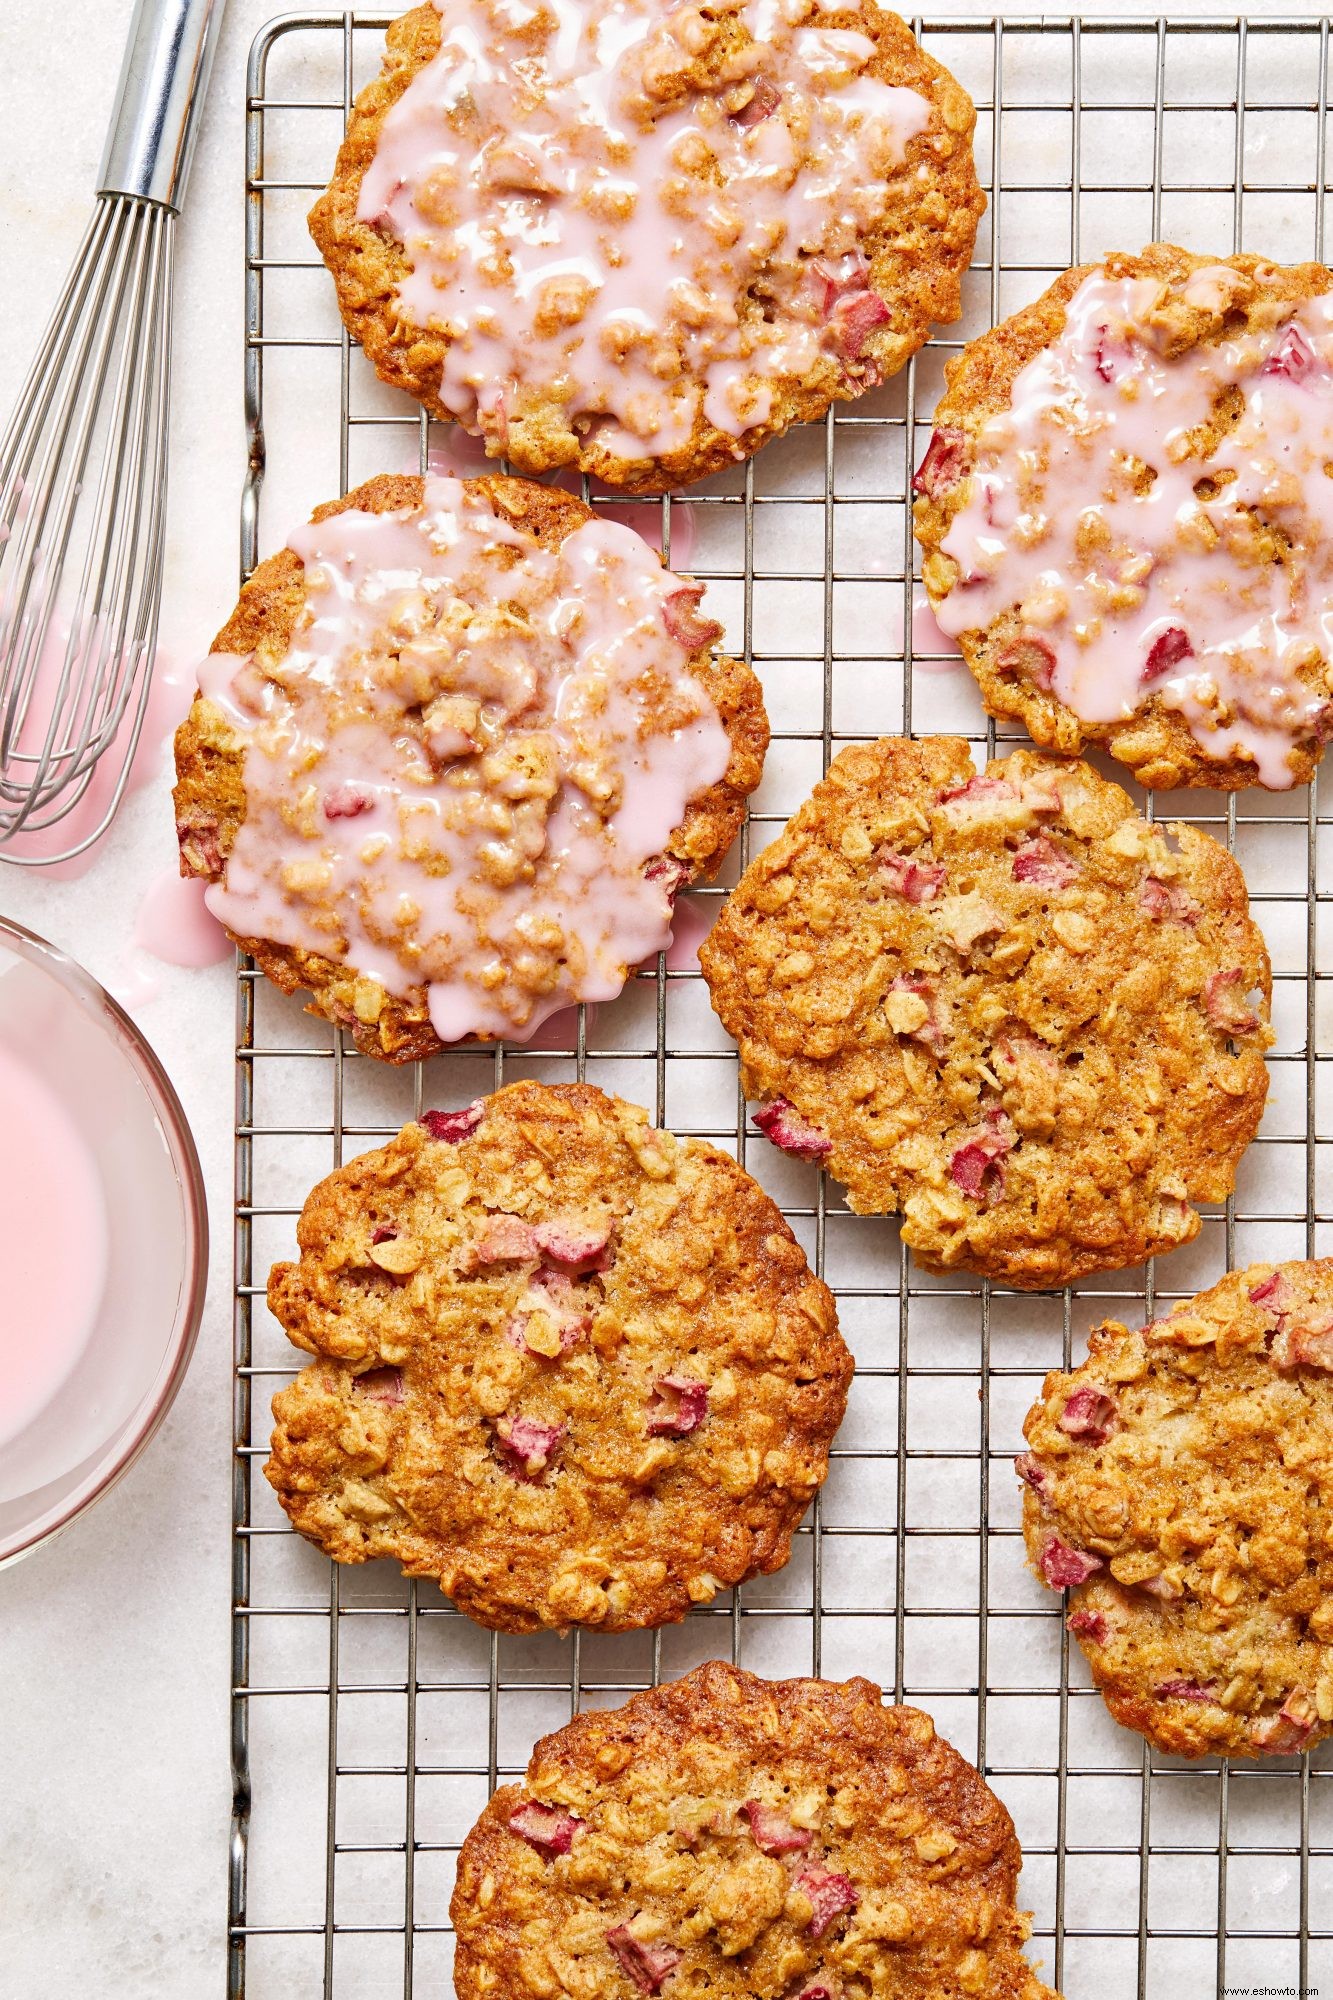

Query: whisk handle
left=97, top=0, right=227, bottom=211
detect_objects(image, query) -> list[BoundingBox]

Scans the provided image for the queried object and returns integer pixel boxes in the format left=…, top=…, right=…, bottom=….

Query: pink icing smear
left=195, top=477, right=731, bottom=1044
left=358, top=0, right=931, bottom=464
left=134, top=871, right=232, bottom=969
left=934, top=268, right=1333, bottom=787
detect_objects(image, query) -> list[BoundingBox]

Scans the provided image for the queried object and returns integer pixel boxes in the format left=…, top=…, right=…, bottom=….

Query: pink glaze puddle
left=911, top=590, right=962, bottom=671
left=134, top=870, right=232, bottom=969
left=104, top=875, right=231, bottom=1020
left=0, top=1043, right=108, bottom=1447
left=106, top=958, right=163, bottom=1015
left=1, top=639, right=190, bottom=877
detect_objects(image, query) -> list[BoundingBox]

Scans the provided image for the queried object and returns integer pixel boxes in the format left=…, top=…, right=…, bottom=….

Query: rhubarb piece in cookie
left=173, top=473, right=766, bottom=1059
left=451, top=1660, right=1059, bottom=2000
left=1020, top=1261, right=1333, bottom=1758
left=310, top=1, right=984, bottom=493
left=914, top=243, right=1333, bottom=789
left=264, top=1082, right=848, bottom=1634
left=699, top=736, right=1271, bottom=1289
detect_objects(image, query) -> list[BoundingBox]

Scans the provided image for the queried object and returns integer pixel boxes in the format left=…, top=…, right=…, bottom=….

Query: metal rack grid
left=230, top=13, right=1333, bottom=1998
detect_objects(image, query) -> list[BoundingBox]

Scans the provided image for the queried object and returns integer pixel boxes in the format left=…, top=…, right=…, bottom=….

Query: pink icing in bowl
left=0, top=917, right=207, bottom=1567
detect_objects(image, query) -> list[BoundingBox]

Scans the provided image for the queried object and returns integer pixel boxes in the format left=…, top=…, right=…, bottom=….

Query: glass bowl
left=0, top=914, right=208, bottom=1566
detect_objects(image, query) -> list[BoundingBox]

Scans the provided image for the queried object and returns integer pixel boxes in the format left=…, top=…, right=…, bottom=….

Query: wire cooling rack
left=229, top=12, right=1333, bottom=1998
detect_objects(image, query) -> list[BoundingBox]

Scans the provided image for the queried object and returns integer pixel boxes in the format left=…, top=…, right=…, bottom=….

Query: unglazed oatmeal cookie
left=1020, top=1260, right=1333, bottom=1760
left=173, top=473, right=766, bottom=1059
left=699, top=736, right=1272, bottom=1290
left=451, top=1661, right=1059, bottom=2000
left=309, top=0, right=984, bottom=493
left=264, top=1083, right=849, bottom=1633
left=913, top=243, right=1333, bottom=790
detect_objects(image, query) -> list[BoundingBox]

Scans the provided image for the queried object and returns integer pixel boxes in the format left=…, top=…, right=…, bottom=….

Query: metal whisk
left=0, top=0, right=226, bottom=864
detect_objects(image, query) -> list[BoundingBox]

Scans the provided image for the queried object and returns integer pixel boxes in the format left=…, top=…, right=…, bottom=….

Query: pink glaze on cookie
left=197, top=478, right=731, bottom=1043
left=357, top=0, right=931, bottom=463
left=934, top=269, right=1333, bottom=786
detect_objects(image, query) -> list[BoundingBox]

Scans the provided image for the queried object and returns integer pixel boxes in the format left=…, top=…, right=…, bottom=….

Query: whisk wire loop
left=0, top=194, right=175, bottom=857
left=0, top=0, right=225, bottom=864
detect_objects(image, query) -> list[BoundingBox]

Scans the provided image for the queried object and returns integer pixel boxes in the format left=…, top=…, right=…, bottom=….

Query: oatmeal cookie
left=1020, top=1260, right=1333, bottom=1759
left=913, top=243, right=1333, bottom=790
left=309, top=1, right=984, bottom=494
left=451, top=1660, right=1058, bottom=2000
left=264, top=1082, right=849, bottom=1633
left=699, top=736, right=1271, bottom=1290
left=173, top=472, right=766, bottom=1060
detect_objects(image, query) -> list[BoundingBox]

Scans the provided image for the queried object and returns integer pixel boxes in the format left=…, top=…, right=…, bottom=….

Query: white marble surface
left=3, top=2, right=1333, bottom=1995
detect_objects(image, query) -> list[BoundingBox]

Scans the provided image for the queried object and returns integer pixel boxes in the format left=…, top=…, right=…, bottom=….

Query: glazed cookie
left=173, top=473, right=766, bottom=1059
left=451, top=1660, right=1059, bottom=2000
left=699, top=736, right=1272, bottom=1290
left=310, top=1, right=984, bottom=494
left=264, top=1082, right=849, bottom=1634
left=913, top=243, right=1333, bottom=790
left=1020, top=1261, right=1333, bottom=1760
